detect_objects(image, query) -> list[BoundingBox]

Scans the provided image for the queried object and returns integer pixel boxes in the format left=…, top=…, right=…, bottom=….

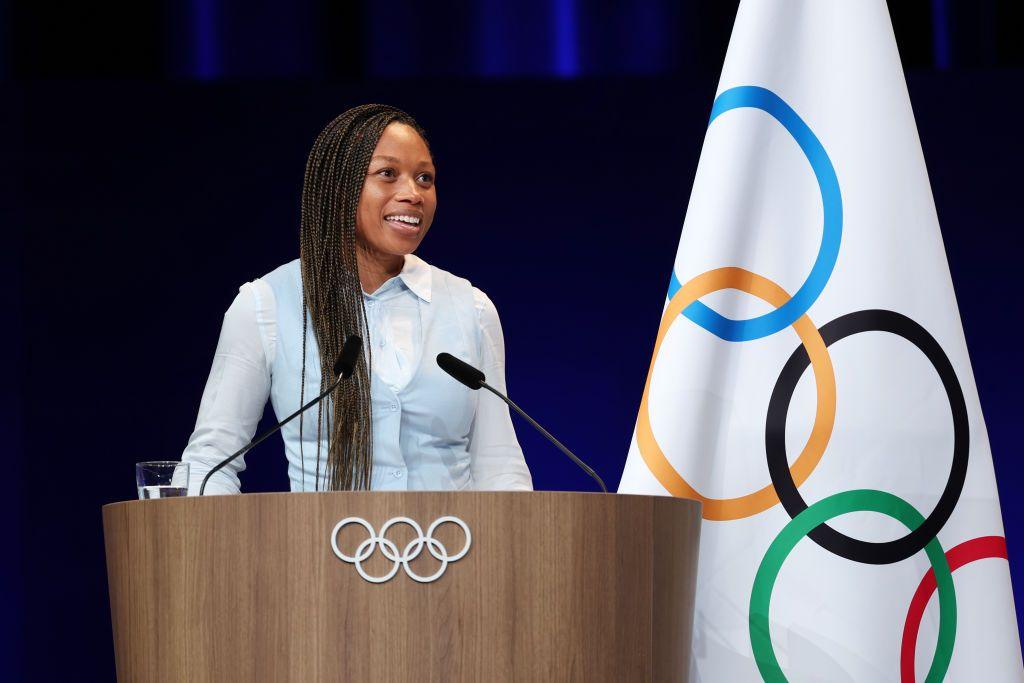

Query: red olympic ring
left=900, top=535, right=1009, bottom=682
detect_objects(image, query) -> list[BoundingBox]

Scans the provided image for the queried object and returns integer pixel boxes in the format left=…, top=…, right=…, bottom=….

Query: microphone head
left=436, top=352, right=485, bottom=390
left=334, top=335, right=363, bottom=379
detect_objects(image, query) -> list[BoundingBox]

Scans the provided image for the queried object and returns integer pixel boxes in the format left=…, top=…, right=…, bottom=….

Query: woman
left=183, top=104, right=533, bottom=494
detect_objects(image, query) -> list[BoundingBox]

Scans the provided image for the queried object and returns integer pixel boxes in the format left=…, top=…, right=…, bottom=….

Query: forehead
left=373, top=122, right=431, bottom=163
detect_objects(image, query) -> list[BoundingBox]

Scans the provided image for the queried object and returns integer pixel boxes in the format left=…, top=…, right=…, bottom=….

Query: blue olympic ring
left=668, top=85, right=843, bottom=342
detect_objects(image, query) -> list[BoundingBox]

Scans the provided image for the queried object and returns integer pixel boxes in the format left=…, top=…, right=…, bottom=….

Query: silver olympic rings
left=330, top=515, right=472, bottom=584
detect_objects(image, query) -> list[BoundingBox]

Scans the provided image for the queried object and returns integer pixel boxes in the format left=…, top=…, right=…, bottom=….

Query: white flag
left=618, top=1, right=1022, bottom=680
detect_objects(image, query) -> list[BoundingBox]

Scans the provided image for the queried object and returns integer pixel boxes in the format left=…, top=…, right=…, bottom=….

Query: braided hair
left=299, top=104, right=430, bottom=491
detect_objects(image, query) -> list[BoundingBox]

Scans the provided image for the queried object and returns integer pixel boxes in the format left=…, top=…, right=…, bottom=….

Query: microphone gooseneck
left=435, top=352, right=608, bottom=493
left=198, top=336, right=363, bottom=495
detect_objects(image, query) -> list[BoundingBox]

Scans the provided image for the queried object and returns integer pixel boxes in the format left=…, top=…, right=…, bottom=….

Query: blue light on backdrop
left=932, top=0, right=953, bottom=69
left=553, top=0, right=579, bottom=77
left=5, top=0, right=1018, bottom=81
left=190, top=0, right=221, bottom=79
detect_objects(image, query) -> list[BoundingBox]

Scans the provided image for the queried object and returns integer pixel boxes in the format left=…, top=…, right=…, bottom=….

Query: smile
left=384, top=214, right=423, bottom=235
left=384, top=214, right=421, bottom=226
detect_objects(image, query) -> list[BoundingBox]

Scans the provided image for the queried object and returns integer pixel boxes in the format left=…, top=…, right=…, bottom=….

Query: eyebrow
left=371, top=155, right=435, bottom=168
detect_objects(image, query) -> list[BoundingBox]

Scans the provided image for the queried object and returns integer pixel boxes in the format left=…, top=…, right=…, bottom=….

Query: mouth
left=383, top=213, right=423, bottom=236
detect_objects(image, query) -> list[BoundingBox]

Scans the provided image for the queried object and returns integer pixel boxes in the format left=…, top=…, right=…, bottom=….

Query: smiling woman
left=182, top=104, right=533, bottom=494
left=358, top=125, right=436, bottom=265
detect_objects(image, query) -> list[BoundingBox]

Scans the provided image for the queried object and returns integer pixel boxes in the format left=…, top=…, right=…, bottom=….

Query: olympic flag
left=617, top=2, right=1023, bottom=681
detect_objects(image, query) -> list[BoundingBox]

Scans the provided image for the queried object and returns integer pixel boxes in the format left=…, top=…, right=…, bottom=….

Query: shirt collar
left=398, top=254, right=432, bottom=303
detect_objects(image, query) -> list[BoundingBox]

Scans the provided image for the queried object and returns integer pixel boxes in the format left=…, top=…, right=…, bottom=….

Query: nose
left=395, top=177, right=423, bottom=205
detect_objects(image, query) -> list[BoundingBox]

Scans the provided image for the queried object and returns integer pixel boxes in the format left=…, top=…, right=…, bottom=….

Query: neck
left=356, top=246, right=404, bottom=294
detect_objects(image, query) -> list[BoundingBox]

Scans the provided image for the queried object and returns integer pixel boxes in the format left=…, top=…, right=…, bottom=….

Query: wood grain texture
left=102, top=492, right=701, bottom=682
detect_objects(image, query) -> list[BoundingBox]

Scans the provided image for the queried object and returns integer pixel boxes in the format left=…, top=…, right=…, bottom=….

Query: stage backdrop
left=7, top=72, right=1023, bottom=678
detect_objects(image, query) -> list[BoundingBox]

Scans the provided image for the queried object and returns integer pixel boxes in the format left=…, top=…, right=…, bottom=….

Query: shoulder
left=257, top=258, right=301, bottom=290
left=412, top=254, right=471, bottom=290
left=223, top=263, right=291, bottom=363
left=471, top=287, right=498, bottom=322
left=248, top=258, right=305, bottom=317
left=413, top=255, right=498, bottom=321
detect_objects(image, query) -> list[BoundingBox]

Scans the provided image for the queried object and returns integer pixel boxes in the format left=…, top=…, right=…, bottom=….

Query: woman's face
left=356, top=122, right=436, bottom=258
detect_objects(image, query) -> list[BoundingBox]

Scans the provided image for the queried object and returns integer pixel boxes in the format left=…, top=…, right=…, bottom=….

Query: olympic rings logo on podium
left=330, top=516, right=472, bottom=584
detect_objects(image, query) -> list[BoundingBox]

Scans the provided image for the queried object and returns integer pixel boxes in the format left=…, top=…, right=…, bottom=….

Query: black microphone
left=199, top=335, right=363, bottom=496
left=436, top=352, right=608, bottom=493
left=436, top=352, right=485, bottom=389
left=333, top=334, right=362, bottom=380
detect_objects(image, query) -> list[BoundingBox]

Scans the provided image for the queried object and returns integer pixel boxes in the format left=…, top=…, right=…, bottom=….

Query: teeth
left=386, top=215, right=420, bottom=225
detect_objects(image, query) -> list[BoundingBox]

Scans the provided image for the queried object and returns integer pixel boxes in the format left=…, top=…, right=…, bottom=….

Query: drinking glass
left=136, top=461, right=189, bottom=499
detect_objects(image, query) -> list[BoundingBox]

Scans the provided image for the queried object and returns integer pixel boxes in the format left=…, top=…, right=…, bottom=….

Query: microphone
left=333, top=334, right=362, bottom=379
left=436, top=352, right=485, bottom=389
left=436, top=352, right=608, bottom=493
left=199, top=335, right=363, bottom=495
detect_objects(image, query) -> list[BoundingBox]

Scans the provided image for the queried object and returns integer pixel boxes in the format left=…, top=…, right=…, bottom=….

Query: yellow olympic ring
left=636, top=267, right=837, bottom=521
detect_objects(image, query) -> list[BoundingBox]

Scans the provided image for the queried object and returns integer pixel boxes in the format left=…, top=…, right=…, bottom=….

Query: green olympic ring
left=749, top=490, right=956, bottom=683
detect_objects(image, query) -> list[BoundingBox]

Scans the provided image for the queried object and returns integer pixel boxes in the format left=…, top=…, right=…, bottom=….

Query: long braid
left=299, top=104, right=429, bottom=491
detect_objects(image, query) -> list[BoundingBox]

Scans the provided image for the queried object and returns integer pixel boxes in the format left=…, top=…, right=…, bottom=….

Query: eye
left=417, top=172, right=434, bottom=184
left=375, top=167, right=396, bottom=178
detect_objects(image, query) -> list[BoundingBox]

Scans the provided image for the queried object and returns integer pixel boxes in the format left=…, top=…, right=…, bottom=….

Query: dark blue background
left=4, top=0, right=1023, bottom=678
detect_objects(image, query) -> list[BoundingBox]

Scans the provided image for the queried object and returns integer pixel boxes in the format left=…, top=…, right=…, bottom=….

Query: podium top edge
left=102, top=490, right=702, bottom=512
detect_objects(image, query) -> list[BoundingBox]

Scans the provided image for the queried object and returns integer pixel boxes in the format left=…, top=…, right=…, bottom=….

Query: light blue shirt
left=183, top=255, right=533, bottom=494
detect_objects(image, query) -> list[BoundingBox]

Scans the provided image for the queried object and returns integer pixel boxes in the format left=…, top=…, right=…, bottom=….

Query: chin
left=388, top=233, right=428, bottom=254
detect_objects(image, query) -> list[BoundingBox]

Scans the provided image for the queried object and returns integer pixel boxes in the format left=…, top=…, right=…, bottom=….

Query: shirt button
left=392, top=469, right=403, bottom=478
left=389, top=403, right=398, bottom=411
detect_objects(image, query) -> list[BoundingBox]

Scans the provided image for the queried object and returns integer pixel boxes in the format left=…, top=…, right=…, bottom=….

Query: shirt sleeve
left=181, top=280, right=276, bottom=495
left=467, top=288, right=534, bottom=491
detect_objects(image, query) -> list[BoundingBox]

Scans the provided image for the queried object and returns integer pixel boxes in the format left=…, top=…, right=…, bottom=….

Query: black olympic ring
left=765, top=309, right=969, bottom=565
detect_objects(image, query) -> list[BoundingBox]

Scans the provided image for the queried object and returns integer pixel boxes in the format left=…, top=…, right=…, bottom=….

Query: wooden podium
left=103, top=492, right=701, bottom=681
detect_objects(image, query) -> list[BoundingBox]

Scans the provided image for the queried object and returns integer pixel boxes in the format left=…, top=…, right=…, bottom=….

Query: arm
left=181, top=280, right=275, bottom=495
left=468, top=289, right=534, bottom=491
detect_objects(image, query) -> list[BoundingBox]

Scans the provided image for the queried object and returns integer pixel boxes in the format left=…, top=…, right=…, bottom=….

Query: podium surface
left=103, top=491, right=701, bottom=681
